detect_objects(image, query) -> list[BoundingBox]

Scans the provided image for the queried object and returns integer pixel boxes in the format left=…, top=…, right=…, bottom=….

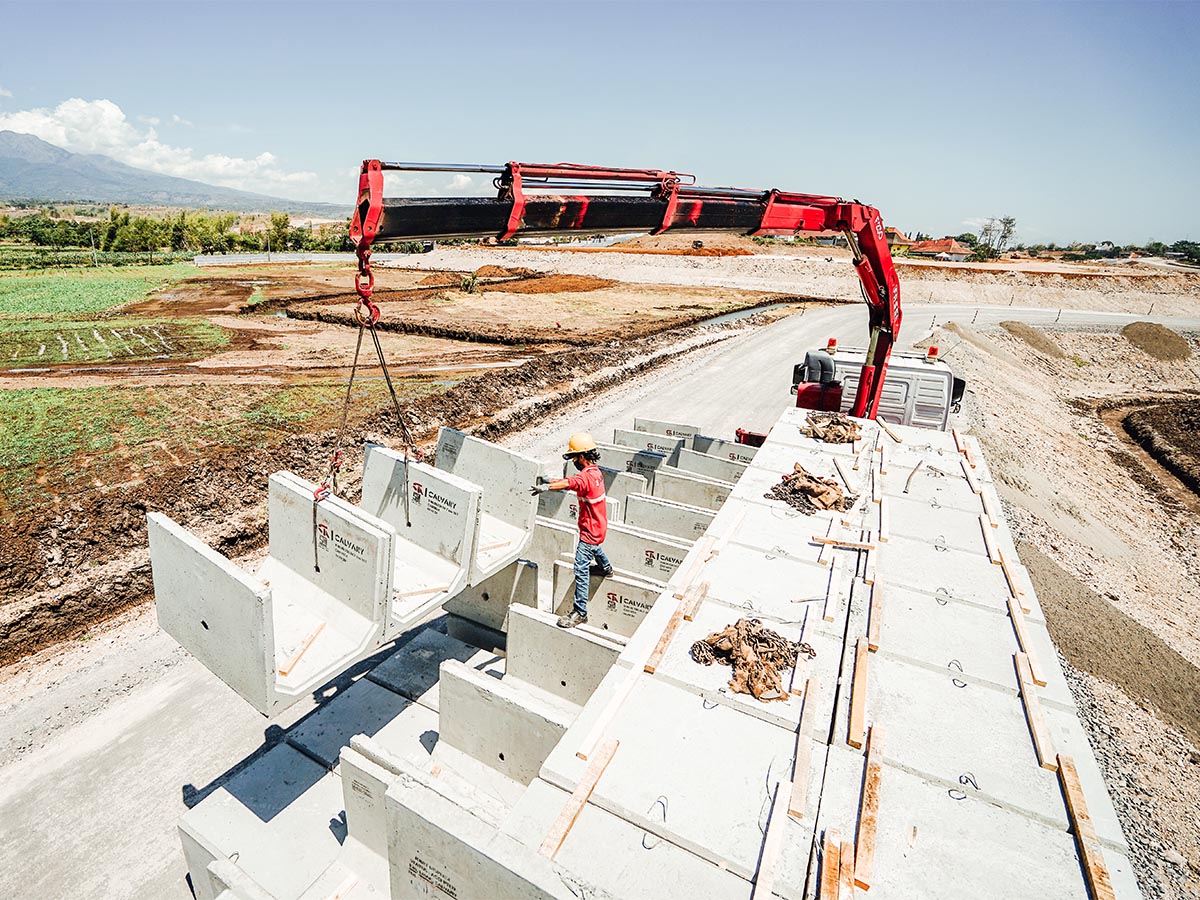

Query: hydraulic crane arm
left=349, top=160, right=902, bottom=419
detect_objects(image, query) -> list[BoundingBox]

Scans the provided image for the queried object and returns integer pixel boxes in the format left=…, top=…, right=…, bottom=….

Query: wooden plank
left=277, top=622, right=325, bottom=676
left=1058, top=754, right=1117, bottom=900
left=576, top=667, right=639, bottom=760
left=963, top=436, right=979, bottom=470
left=539, top=738, right=619, bottom=859
left=980, top=488, right=1000, bottom=528
left=644, top=601, right=685, bottom=674
left=839, top=839, right=857, bottom=898
left=961, top=456, right=982, bottom=494
left=854, top=724, right=885, bottom=891
left=394, top=584, right=451, bottom=599
left=852, top=448, right=864, bottom=471
left=819, top=829, right=842, bottom=899
left=848, top=638, right=869, bottom=749
left=1015, top=652, right=1058, bottom=771
left=878, top=497, right=890, bottom=543
left=1007, top=596, right=1047, bottom=686
left=817, top=519, right=839, bottom=566
left=788, top=676, right=818, bottom=818
left=867, top=579, right=883, bottom=652
left=834, top=456, right=856, bottom=493
left=813, top=535, right=876, bottom=552
left=979, top=514, right=1001, bottom=564
left=878, top=418, right=903, bottom=444
left=878, top=443, right=888, bottom=475
left=997, top=548, right=1033, bottom=615
left=750, top=780, right=791, bottom=900
left=681, top=579, right=710, bottom=622
left=670, top=535, right=716, bottom=599
left=952, top=427, right=967, bottom=455
left=823, top=557, right=845, bottom=623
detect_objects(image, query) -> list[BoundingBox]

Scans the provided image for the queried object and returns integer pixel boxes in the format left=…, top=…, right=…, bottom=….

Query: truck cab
left=792, top=347, right=966, bottom=431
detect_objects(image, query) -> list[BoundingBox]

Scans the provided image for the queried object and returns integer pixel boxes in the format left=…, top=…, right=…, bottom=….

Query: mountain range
left=0, top=131, right=348, bottom=217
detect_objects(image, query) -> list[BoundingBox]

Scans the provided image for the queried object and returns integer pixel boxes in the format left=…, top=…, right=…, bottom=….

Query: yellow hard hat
left=563, top=431, right=597, bottom=459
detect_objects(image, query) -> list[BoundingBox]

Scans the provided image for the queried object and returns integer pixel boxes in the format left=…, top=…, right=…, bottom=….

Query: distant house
left=1092, top=241, right=1116, bottom=253
left=885, top=228, right=914, bottom=256
left=908, top=238, right=971, bottom=262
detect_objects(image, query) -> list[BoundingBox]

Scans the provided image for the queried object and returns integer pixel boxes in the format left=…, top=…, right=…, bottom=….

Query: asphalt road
left=1, top=302, right=1198, bottom=899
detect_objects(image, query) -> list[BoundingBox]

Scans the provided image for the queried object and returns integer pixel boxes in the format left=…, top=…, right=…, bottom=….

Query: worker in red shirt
left=532, top=432, right=613, bottom=628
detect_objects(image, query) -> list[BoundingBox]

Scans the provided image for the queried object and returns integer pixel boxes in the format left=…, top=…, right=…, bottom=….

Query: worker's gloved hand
left=530, top=481, right=550, bottom=495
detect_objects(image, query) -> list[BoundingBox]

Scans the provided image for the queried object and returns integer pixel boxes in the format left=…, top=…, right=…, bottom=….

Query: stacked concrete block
left=672, top=446, right=749, bottom=483
left=691, top=432, right=758, bottom=464
left=594, top=441, right=669, bottom=488
left=651, top=465, right=734, bottom=510
left=632, top=416, right=701, bottom=439
left=550, top=561, right=662, bottom=637
left=538, top=465, right=646, bottom=525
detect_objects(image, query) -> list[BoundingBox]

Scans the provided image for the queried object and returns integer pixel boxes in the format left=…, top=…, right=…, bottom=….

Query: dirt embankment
left=1124, top=400, right=1200, bottom=496
left=1123, top=322, right=1194, bottom=361
left=0, top=321, right=749, bottom=666
left=1000, top=320, right=1065, bottom=358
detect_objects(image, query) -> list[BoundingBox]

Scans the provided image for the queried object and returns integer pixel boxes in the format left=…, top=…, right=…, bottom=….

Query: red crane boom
left=349, top=160, right=902, bottom=419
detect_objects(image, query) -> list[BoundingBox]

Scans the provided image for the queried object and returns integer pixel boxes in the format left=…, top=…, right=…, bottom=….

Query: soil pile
left=491, top=274, right=615, bottom=294
left=690, top=617, right=813, bottom=701
left=765, top=463, right=856, bottom=513
left=473, top=264, right=535, bottom=278
left=1000, top=321, right=1066, bottom=358
left=1122, top=322, right=1192, bottom=361
left=801, top=411, right=862, bottom=443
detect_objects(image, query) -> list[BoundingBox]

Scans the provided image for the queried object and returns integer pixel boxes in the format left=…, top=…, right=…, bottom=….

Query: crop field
left=0, top=264, right=194, bottom=317
left=0, top=317, right=229, bottom=367
left=0, top=377, right=452, bottom=514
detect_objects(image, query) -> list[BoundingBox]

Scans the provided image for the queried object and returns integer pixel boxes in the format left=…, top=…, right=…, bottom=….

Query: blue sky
left=0, top=0, right=1196, bottom=244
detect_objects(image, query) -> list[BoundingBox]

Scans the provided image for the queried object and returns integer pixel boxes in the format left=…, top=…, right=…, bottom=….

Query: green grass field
left=0, top=316, right=230, bottom=367
left=0, top=378, right=453, bottom=511
left=0, top=264, right=194, bottom=318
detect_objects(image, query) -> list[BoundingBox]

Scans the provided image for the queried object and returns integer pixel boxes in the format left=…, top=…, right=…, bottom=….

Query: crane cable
left=312, top=250, right=422, bottom=572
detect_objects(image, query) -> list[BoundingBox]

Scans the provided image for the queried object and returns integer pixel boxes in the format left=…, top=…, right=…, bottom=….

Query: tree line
left=0, top=208, right=354, bottom=255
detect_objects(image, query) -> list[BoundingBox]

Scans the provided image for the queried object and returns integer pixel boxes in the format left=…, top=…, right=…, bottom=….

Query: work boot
left=589, top=563, right=614, bottom=578
left=557, top=610, right=588, bottom=629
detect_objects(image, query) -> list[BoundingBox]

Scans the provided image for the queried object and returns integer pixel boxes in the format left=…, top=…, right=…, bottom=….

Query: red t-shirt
left=567, top=464, right=608, bottom=545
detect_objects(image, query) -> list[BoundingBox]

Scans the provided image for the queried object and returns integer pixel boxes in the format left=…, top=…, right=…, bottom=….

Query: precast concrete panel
left=713, top=498, right=837, bottom=561
left=437, top=659, right=579, bottom=787
left=501, top=779, right=752, bottom=899
left=651, top=466, right=733, bottom=511
left=700, top=543, right=838, bottom=624
left=506, top=605, right=620, bottom=706
left=442, top=559, right=539, bottom=634
left=268, top=473, right=393, bottom=624
left=603, top=521, right=693, bottom=581
left=623, top=493, right=716, bottom=541
left=524, top=517, right=579, bottom=608
left=179, top=744, right=345, bottom=900
left=813, top=745, right=1136, bottom=900
left=691, top=433, right=759, bottom=464
left=632, top=416, right=701, bottom=439
left=148, top=513, right=275, bottom=715
left=613, top=427, right=685, bottom=465
left=594, top=441, right=668, bottom=489
left=384, top=769, right=576, bottom=900
left=879, top=534, right=1012, bottom=611
left=539, top=675, right=799, bottom=881
left=673, top=447, right=749, bottom=483
left=551, top=561, right=662, bottom=637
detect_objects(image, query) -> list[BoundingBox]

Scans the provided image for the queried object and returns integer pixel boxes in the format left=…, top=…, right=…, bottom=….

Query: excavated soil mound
left=1000, top=321, right=1066, bottom=358
left=1121, top=321, right=1192, bottom=361
left=490, top=274, right=615, bottom=294
left=1124, top=400, right=1200, bottom=496
left=1019, top=542, right=1200, bottom=738
left=473, top=265, right=536, bottom=278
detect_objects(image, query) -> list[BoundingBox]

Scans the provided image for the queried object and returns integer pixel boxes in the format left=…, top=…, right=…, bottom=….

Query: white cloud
left=446, top=173, right=473, bottom=192
left=0, top=86, right=12, bottom=99
left=172, top=113, right=193, bottom=126
left=138, top=114, right=161, bottom=126
left=0, top=97, right=320, bottom=197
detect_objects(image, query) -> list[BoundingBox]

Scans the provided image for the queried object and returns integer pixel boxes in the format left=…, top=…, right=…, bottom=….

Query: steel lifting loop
left=354, top=266, right=376, bottom=300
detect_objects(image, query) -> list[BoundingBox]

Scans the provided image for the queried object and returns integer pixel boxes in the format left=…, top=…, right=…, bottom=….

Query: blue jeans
left=573, top=541, right=611, bottom=617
